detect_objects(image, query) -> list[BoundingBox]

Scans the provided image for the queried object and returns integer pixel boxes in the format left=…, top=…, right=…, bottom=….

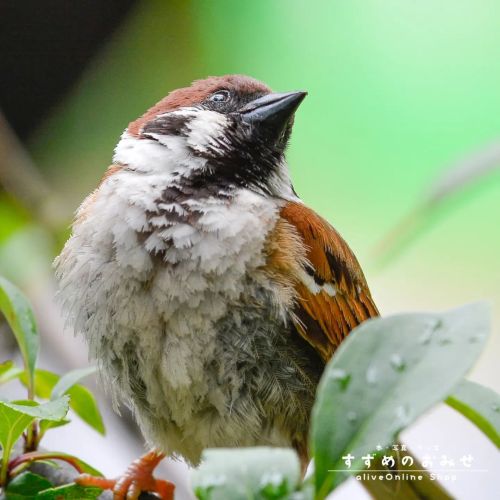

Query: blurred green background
left=1, top=0, right=499, bottom=384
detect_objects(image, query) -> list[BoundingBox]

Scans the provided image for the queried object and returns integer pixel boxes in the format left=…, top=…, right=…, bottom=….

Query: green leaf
left=5, top=471, right=53, bottom=499
left=0, top=360, right=23, bottom=385
left=312, top=302, right=490, bottom=498
left=191, top=447, right=301, bottom=500
left=51, top=366, right=97, bottom=400
left=446, top=380, right=500, bottom=447
left=0, top=403, right=35, bottom=475
left=36, top=483, right=102, bottom=499
left=19, top=369, right=105, bottom=435
left=0, top=276, right=39, bottom=395
left=50, top=367, right=105, bottom=436
left=24, top=370, right=60, bottom=399
left=65, top=385, right=105, bottom=436
left=0, top=399, right=70, bottom=484
left=5, top=398, right=70, bottom=421
left=39, top=418, right=71, bottom=436
left=28, top=459, right=60, bottom=469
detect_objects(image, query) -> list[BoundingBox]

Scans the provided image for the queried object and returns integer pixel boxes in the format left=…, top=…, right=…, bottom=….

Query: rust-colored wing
left=280, top=202, right=379, bottom=362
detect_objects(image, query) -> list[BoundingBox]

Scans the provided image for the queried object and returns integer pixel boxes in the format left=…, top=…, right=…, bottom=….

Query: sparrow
left=55, top=75, right=378, bottom=499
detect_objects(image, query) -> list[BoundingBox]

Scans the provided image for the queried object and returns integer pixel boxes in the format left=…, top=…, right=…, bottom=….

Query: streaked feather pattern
left=280, top=202, right=379, bottom=361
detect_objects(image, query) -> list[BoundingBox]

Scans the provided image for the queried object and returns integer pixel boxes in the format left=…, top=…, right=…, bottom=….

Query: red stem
left=8, top=451, right=85, bottom=477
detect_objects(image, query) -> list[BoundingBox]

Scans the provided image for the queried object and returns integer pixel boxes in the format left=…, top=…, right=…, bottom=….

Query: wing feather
left=280, top=202, right=379, bottom=361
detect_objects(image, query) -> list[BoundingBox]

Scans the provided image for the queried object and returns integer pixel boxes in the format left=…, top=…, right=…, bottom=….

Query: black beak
left=240, top=91, right=307, bottom=140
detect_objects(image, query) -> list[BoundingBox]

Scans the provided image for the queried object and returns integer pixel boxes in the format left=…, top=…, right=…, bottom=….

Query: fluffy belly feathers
left=55, top=172, right=319, bottom=463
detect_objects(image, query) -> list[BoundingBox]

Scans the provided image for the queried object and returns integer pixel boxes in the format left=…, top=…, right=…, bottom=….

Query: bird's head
left=113, top=75, right=306, bottom=197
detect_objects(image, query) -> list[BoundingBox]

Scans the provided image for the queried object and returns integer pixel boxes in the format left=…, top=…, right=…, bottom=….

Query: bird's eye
left=209, top=90, right=230, bottom=103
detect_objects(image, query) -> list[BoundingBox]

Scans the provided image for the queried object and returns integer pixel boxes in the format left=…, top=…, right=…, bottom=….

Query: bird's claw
left=76, top=450, right=174, bottom=500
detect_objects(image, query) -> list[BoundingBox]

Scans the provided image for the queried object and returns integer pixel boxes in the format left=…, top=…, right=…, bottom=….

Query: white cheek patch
left=113, top=130, right=206, bottom=177
left=185, top=110, right=229, bottom=154
left=149, top=107, right=228, bottom=155
left=113, top=108, right=227, bottom=175
left=114, top=131, right=175, bottom=173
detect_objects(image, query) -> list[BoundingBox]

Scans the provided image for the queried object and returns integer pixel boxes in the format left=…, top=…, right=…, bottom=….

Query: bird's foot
left=76, top=450, right=174, bottom=500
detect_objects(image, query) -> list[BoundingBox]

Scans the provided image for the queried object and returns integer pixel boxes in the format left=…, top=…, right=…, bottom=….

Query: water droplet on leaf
left=469, top=335, right=484, bottom=344
left=433, top=319, right=443, bottom=330
left=419, top=329, right=433, bottom=345
left=396, top=404, right=410, bottom=424
left=390, top=354, right=406, bottom=372
left=328, top=368, right=351, bottom=391
left=347, top=411, right=357, bottom=423
left=366, top=366, right=377, bottom=385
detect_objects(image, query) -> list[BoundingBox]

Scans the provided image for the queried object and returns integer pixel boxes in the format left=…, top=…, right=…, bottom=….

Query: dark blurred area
left=0, top=0, right=136, bottom=140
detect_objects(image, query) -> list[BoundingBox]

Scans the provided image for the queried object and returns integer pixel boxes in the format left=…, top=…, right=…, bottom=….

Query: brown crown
left=128, top=75, right=271, bottom=137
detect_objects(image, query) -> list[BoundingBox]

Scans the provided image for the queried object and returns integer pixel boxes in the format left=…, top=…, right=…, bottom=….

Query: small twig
left=23, top=421, right=39, bottom=453
left=8, top=451, right=86, bottom=479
